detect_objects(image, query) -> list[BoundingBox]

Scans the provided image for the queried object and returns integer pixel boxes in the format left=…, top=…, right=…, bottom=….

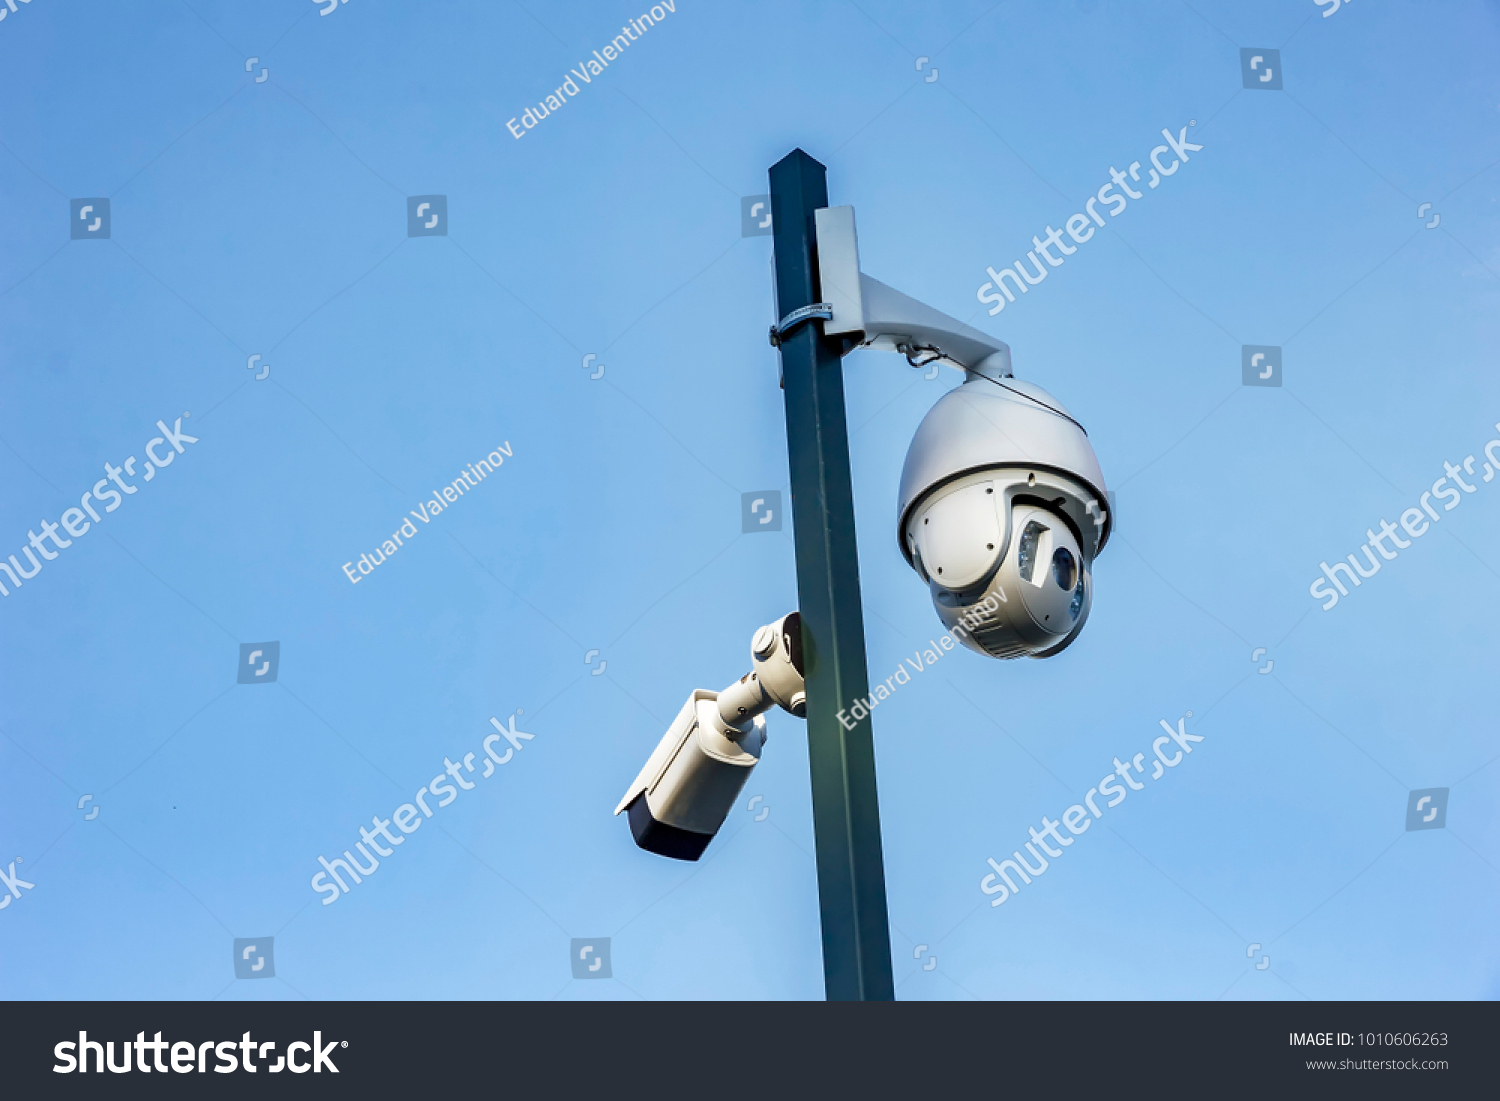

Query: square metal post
left=768, top=149, right=895, bottom=1001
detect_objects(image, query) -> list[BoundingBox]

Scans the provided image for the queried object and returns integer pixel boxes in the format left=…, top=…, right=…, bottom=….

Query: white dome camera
left=615, top=613, right=805, bottom=860
left=898, top=377, right=1109, bottom=658
left=805, top=205, right=1111, bottom=659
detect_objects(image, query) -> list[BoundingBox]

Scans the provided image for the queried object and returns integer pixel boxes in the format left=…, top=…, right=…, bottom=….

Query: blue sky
left=1, top=0, right=1497, bottom=1001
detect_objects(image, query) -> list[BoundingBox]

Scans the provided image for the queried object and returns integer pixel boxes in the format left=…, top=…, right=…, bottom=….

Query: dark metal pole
left=767, top=149, right=895, bottom=1002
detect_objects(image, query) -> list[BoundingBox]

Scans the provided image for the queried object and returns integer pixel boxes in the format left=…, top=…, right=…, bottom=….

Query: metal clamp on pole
left=768, top=302, right=834, bottom=347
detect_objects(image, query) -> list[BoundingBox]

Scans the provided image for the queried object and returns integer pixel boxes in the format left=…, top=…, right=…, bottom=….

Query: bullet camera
left=810, top=205, right=1111, bottom=659
left=898, top=377, right=1109, bottom=658
left=615, top=612, right=805, bottom=860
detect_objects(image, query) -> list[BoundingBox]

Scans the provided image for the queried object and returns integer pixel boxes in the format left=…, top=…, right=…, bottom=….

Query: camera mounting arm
left=809, top=205, right=1013, bottom=384
left=710, top=615, right=806, bottom=736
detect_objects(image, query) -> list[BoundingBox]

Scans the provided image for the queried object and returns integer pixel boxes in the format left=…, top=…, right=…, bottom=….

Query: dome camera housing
left=898, top=374, right=1110, bottom=659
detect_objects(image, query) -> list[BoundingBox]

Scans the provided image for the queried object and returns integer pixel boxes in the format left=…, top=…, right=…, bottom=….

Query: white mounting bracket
left=813, top=205, right=1013, bottom=381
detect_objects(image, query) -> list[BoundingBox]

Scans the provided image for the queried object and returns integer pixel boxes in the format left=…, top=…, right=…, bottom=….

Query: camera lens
left=1051, top=546, right=1076, bottom=591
